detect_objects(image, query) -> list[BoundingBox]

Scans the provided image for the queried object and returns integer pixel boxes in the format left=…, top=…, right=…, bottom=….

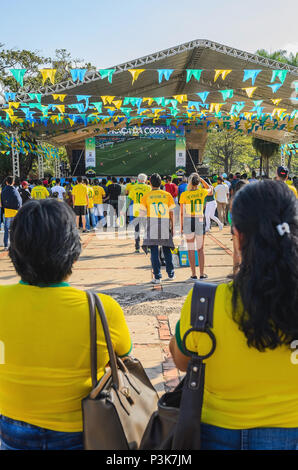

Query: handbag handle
left=86, top=291, right=120, bottom=390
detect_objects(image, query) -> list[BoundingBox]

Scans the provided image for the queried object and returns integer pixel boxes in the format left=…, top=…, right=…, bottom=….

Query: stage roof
left=1, top=39, right=298, bottom=147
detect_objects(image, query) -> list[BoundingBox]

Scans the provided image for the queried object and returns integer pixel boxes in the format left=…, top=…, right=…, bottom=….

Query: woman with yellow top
left=0, top=199, right=132, bottom=450
left=170, top=180, right=298, bottom=450
left=180, top=173, right=212, bottom=280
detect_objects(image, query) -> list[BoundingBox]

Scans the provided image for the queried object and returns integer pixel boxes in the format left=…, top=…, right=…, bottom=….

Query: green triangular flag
left=186, top=69, right=202, bottom=83
left=271, top=70, right=288, bottom=84
left=10, top=69, right=27, bottom=87
left=28, top=93, right=42, bottom=103
left=99, top=69, right=116, bottom=83
left=220, top=89, right=234, bottom=101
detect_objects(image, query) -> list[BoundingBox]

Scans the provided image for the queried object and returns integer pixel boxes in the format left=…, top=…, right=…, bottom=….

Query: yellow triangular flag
left=4, top=108, right=14, bottom=117
left=272, top=108, right=287, bottom=118
left=271, top=98, right=282, bottom=105
left=244, top=112, right=253, bottom=120
left=52, top=94, right=66, bottom=102
left=101, top=96, right=115, bottom=105
left=128, top=69, right=145, bottom=84
left=40, top=69, right=57, bottom=85
left=9, top=102, right=20, bottom=109
left=112, top=100, right=123, bottom=109
left=173, top=94, right=187, bottom=103
left=214, top=70, right=232, bottom=82
left=10, top=116, right=18, bottom=123
left=209, top=103, right=224, bottom=113
left=55, top=105, right=65, bottom=114
left=143, top=97, right=154, bottom=105
left=243, top=87, right=257, bottom=98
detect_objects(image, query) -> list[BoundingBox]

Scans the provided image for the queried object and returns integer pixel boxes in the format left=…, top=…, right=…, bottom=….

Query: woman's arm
left=169, top=336, right=190, bottom=372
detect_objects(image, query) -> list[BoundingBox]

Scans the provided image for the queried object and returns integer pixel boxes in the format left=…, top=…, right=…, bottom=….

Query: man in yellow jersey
left=140, top=173, right=175, bottom=284
left=276, top=166, right=297, bottom=197
left=84, top=178, right=96, bottom=231
left=128, top=173, right=151, bottom=252
left=31, top=180, right=50, bottom=200
left=72, top=176, right=88, bottom=232
left=1, top=176, right=22, bottom=250
left=92, top=179, right=106, bottom=223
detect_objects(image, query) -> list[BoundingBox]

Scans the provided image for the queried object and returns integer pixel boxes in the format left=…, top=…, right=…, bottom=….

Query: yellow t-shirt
left=0, top=282, right=132, bottom=432
left=128, top=183, right=151, bottom=217
left=179, top=188, right=209, bottom=216
left=93, top=185, right=106, bottom=204
left=140, top=189, right=175, bottom=219
left=72, top=183, right=88, bottom=206
left=87, top=186, right=94, bottom=209
left=288, top=184, right=297, bottom=198
left=176, top=283, right=298, bottom=429
left=31, top=186, right=49, bottom=200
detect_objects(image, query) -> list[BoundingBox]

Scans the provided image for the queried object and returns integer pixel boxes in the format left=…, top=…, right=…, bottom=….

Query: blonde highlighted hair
left=187, top=172, right=200, bottom=191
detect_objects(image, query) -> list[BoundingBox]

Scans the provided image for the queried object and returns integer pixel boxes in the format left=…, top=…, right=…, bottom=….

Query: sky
left=1, top=0, right=297, bottom=68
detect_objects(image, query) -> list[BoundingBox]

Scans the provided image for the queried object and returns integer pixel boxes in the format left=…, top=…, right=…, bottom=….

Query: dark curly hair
left=9, top=199, right=81, bottom=285
left=231, top=180, right=298, bottom=351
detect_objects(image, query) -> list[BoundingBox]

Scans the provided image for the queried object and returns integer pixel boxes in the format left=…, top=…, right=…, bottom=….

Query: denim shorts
left=201, top=423, right=298, bottom=450
left=0, top=415, right=83, bottom=450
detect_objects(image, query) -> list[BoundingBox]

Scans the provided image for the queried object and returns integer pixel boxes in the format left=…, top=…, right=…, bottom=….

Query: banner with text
left=85, top=137, right=96, bottom=167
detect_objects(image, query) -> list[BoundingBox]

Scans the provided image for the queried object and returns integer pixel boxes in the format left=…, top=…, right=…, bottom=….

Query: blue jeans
left=150, top=245, right=174, bottom=279
left=201, top=423, right=298, bottom=450
left=85, top=208, right=96, bottom=230
left=3, top=217, right=13, bottom=248
left=0, top=416, right=83, bottom=450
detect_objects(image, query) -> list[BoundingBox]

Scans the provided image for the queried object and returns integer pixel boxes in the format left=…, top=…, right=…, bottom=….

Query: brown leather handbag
left=140, top=282, right=217, bottom=450
left=82, top=291, right=159, bottom=450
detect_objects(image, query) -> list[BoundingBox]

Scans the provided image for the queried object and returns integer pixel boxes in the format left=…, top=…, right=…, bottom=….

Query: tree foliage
left=204, top=129, right=256, bottom=174
left=256, top=48, right=298, bottom=66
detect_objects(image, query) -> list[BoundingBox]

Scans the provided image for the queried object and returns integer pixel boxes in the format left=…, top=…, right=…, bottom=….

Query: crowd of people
left=1, top=167, right=297, bottom=282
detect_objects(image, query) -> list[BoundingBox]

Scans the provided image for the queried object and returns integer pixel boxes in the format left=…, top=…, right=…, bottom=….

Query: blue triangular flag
left=267, top=83, right=283, bottom=93
left=243, top=70, right=261, bottom=86
left=197, top=92, right=209, bottom=103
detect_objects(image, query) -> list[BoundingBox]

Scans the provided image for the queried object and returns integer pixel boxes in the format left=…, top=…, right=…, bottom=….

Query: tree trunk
left=260, top=156, right=263, bottom=176
left=287, top=154, right=292, bottom=173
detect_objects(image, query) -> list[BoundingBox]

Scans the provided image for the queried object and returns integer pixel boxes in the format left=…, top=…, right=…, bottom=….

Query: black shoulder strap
left=190, top=281, right=218, bottom=331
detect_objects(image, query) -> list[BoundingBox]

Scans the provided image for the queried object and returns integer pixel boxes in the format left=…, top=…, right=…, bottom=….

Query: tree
left=256, top=48, right=298, bottom=66
left=204, top=129, right=255, bottom=174
left=252, top=138, right=279, bottom=176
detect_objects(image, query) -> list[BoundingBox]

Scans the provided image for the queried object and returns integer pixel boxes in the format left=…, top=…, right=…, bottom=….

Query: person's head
left=94, top=179, right=99, bottom=185
left=234, top=179, right=248, bottom=194
left=9, top=199, right=81, bottom=285
left=119, top=177, right=124, bottom=184
left=137, top=173, right=147, bottom=184
left=217, top=176, right=224, bottom=184
left=231, top=180, right=298, bottom=351
left=77, top=176, right=83, bottom=183
left=83, top=178, right=89, bottom=185
left=241, top=173, right=248, bottom=180
left=251, top=170, right=256, bottom=179
left=228, top=173, right=234, bottom=181
left=126, top=178, right=131, bottom=184
left=187, top=172, right=200, bottom=190
left=222, top=173, right=227, bottom=179
left=277, top=165, right=289, bottom=181
left=21, top=181, right=29, bottom=189
left=102, top=178, right=107, bottom=185
left=112, top=176, right=117, bottom=183
left=235, top=172, right=241, bottom=179
left=166, top=175, right=172, bottom=182
left=56, top=178, right=60, bottom=185
left=5, top=176, right=14, bottom=186
left=150, top=173, right=161, bottom=188
left=36, top=179, right=42, bottom=186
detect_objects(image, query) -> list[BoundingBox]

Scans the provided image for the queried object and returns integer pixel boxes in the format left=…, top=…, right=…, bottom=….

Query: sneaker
left=190, top=275, right=198, bottom=281
left=219, top=223, right=224, bottom=231
left=135, top=248, right=140, bottom=253
left=82, top=229, right=87, bottom=233
left=151, top=278, right=161, bottom=284
left=4, top=246, right=9, bottom=251
left=200, top=274, right=208, bottom=280
left=166, top=274, right=176, bottom=281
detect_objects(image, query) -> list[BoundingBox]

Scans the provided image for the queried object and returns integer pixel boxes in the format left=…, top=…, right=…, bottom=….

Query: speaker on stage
left=71, top=149, right=85, bottom=176
left=186, top=149, right=199, bottom=175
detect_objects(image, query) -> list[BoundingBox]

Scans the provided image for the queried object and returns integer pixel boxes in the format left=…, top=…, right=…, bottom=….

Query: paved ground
left=0, top=225, right=233, bottom=393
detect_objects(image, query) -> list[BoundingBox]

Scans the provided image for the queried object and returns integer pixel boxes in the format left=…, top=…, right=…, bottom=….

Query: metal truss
left=54, top=158, right=61, bottom=178
left=38, top=153, right=44, bottom=179
left=13, top=39, right=298, bottom=103
left=11, top=135, right=20, bottom=178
